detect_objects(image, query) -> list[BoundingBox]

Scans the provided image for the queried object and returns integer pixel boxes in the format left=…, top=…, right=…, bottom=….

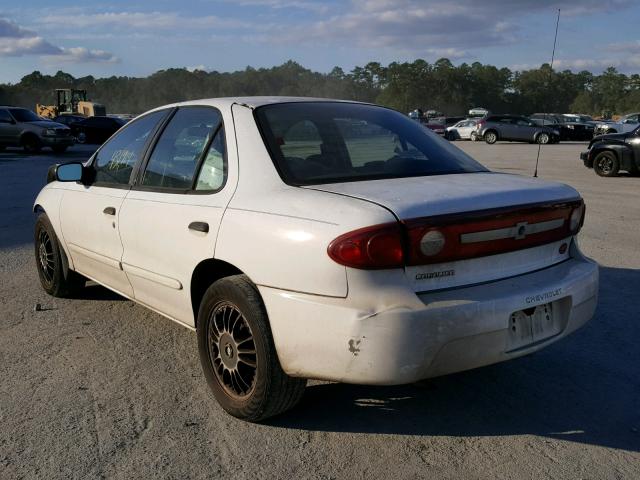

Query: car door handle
left=103, top=206, right=116, bottom=215
left=188, top=221, right=209, bottom=233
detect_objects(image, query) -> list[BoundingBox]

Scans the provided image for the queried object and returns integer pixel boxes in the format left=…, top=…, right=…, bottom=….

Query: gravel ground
left=1, top=141, right=639, bottom=479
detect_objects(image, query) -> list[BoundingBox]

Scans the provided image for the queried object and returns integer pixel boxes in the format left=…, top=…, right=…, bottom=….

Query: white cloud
left=36, top=12, right=248, bottom=31
left=0, top=16, right=118, bottom=63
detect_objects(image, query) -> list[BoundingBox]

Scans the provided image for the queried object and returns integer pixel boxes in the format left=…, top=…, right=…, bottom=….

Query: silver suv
left=476, top=114, right=560, bottom=144
left=0, top=107, right=74, bottom=154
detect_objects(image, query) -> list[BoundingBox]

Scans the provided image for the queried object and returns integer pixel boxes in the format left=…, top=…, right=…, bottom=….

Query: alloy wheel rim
left=599, top=156, right=613, bottom=173
left=207, top=302, right=257, bottom=398
left=38, top=230, right=55, bottom=283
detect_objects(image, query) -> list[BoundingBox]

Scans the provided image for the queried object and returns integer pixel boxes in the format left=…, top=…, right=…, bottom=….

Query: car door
left=0, top=108, right=20, bottom=145
left=118, top=106, right=237, bottom=327
left=497, top=116, right=517, bottom=140
left=59, top=110, right=169, bottom=297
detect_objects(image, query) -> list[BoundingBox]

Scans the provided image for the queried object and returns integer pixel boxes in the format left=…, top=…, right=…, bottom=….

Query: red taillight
left=327, top=223, right=404, bottom=269
left=328, top=199, right=585, bottom=269
left=476, top=120, right=486, bottom=130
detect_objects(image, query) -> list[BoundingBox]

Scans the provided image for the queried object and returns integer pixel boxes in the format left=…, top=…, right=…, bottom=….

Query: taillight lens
left=328, top=199, right=585, bottom=269
left=570, top=203, right=585, bottom=233
left=327, top=223, right=404, bottom=269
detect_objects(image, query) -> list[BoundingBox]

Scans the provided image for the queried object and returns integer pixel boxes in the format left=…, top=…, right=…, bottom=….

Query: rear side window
left=141, top=107, right=223, bottom=191
left=93, top=110, right=167, bottom=185
left=255, top=102, right=486, bottom=185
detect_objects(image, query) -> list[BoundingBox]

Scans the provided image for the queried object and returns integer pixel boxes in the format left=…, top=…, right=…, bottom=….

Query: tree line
left=0, top=59, right=638, bottom=118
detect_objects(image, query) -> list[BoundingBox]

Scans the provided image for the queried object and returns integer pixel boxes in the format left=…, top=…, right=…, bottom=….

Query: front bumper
left=260, top=247, right=598, bottom=385
left=40, top=136, right=75, bottom=147
left=580, top=151, right=592, bottom=167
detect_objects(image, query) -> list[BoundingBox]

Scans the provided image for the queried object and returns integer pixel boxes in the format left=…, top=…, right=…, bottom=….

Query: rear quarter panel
left=214, top=104, right=396, bottom=297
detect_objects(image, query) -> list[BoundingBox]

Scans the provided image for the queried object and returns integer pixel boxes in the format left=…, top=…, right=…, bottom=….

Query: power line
left=534, top=8, right=561, bottom=178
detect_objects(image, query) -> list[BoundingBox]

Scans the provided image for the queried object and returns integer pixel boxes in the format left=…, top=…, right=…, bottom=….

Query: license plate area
left=507, top=302, right=563, bottom=352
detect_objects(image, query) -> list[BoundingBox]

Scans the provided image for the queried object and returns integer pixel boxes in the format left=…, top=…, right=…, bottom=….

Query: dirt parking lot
left=1, top=141, right=639, bottom=479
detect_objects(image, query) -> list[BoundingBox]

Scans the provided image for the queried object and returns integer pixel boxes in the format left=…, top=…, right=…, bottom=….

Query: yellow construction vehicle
left=36, top=89, right=106, bottom=119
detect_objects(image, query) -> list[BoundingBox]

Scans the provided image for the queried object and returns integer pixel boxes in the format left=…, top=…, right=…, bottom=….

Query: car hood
left=29, top=120, right=68, bottom=129
left=592, top=131, right=629, bottom=143
left=306, top=172, right=579, bottom=220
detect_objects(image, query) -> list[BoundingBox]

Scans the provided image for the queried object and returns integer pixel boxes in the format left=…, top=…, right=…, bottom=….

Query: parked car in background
left=0, top=106, right=73, bottom=153
left=445, top=119, right=478, bottom=140
left=444, top=116, right=466, bottom=127
left=594, top=113, right=640, bottom=136
left=423, top=116, right=446, bottom=135
left=53, top=114, right=86, bottom=127
left=468, top=107, right=489, bottom=118
left=34, top=97, right=597, bottom=421
left=530, top=113, right=594, bottom=141
left=477, top=114, right=560, bottom=144
left=580, top=126, right=640, bottom=177
left=69, top=115, right=127, bottom=144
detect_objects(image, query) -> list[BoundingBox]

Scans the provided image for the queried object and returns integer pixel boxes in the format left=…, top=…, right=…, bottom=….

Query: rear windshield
left=254, top=102, right=487, bottom=185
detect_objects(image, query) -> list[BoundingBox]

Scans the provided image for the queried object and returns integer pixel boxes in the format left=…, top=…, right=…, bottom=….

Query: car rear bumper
left=260, top=243, right=598, bottom=385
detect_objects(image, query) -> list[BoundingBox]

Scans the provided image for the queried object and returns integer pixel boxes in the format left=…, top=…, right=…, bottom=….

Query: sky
left=0, top=0, right=639, bottom=83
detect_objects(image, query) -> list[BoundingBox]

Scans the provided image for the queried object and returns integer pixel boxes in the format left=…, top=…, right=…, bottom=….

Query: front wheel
left=593, top=151, right=619, bottom=177
left=484, top=131, right=497, bottom=144
left=34, top=214, right=86, bottom=297
left=470, top=132, right=478, bottom=141
left=536, top=132, right=550, bottom=144
left=22, top=135, right=41, bottom=153
left=197, top=275, right=306, bottom=421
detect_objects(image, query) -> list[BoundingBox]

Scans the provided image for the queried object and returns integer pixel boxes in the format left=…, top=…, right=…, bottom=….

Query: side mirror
left=47, top=162, right=85, bottom=184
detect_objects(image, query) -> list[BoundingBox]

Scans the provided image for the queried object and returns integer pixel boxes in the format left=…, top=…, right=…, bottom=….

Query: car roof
left=145, top=96, right=368, bottom=113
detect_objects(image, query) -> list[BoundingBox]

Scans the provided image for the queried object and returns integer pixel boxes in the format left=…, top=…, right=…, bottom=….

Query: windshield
left=255, top=102, right=487, bottom=185
left=9, top=108, right=41, bottom=123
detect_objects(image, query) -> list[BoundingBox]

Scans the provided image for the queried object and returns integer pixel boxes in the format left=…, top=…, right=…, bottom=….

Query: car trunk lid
left=307, top=172, right=581, bottom=291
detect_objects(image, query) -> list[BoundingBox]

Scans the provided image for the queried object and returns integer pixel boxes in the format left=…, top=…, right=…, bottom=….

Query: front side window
left=8, top=108, right=40, bottom=123
left=0, top=109, right=13, bottom=123
left=141, top=107, right=223, bottom=190
left=255, top=102, right=486, bottom=185
left=93, top=110, right=168, bottom=185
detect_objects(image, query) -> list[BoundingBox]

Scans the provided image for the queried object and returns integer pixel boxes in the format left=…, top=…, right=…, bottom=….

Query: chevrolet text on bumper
left=33, top=97, right=598, bottom=421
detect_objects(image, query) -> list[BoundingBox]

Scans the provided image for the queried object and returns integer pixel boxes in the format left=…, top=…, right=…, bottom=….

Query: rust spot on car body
left=348, top=339, right=361, bottom=356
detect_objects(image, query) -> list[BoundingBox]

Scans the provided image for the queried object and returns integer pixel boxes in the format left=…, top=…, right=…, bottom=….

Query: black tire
left=536, top=132, right=550, bottom=144
left=51, top=146, right=67, bottom=154
left=484, top=130, right=498, bottom=144
left=197, top=275, right=306, bottom=421
left=34, top=214, right=86, bottom=297
left=593, top=151, right=620, bottom=177
left=76, top=132, right=87, bottom=144
left=22, top=135, right=41, bottom=153
left=470, top=132, right=478, bottom=142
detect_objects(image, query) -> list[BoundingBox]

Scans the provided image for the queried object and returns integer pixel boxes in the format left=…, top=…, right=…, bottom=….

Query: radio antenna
left=534, top=8, right=561, bottom=178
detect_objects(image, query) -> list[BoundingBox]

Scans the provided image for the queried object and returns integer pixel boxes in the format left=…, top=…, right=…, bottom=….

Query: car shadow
left=268, top=266, right=640, bottom=453
left=66, top=282, right=127, bottom=301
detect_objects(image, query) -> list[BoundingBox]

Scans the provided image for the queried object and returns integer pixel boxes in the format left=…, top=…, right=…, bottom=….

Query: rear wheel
left=536, top=132, right=550, bottom=144
left=593, top=151, right=619, bottom=177
left=197, top=275, right=306, bottom=421
left=484, top=131, right=497, bottom=144
left=22, top=135, right=41, bottom=153
left=76, top=132, right=87, bottom=144
left=34, top=214, right=86, bottom=297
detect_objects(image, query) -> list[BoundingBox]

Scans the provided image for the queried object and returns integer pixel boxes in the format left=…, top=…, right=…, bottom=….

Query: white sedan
left=34, top=97, right=599, bottom=421
left=445, top=119, right=478, bottom=140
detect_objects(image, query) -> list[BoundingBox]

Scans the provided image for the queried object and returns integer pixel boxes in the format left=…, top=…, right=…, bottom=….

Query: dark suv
left=476, top=114, right=560, bottom=144
left=0, top=107, right=74, bottom=153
